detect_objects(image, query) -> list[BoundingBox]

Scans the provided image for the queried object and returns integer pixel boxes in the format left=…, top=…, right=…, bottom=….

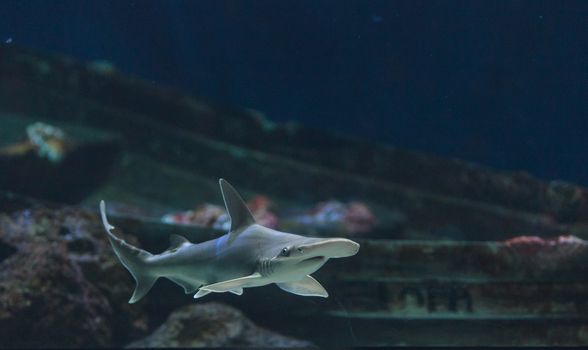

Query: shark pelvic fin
left=193, top=288, right=211, bottom=299
left=129, top=274, right=158, bottom=303
left=219, top=179, right=256, bottom=242
left=276, top=275, right=329, bottom=298
left=193, top=287, right=242, bottom=298
left=200, top=272, right=262, bottom=293
left=168, top=234, right=189, bottom=251
left=229, top=288, right=243, bottom=295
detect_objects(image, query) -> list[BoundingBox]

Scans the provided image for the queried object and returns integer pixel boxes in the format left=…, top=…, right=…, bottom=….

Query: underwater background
left=0, top=0, right=587, bottom=347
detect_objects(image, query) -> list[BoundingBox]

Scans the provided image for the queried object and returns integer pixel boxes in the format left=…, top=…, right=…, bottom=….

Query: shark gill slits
left=259, top=259, right=272, bottom=276
left=259, top=259, right=265, bottom=275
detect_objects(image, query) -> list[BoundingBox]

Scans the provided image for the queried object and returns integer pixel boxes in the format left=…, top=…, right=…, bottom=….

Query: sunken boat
left=1, top=45, right=587, bottom=346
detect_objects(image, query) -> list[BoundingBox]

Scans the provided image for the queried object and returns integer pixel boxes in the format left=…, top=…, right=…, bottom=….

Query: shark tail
left=100, top=200, right=158, bottom=304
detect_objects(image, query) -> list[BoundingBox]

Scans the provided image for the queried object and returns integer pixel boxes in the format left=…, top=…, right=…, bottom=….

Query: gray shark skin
left=100, top=179, right=360, bottom=303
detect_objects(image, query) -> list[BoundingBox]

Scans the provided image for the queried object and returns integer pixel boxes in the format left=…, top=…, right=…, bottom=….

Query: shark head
left=261, top=234, right=360, bottom=282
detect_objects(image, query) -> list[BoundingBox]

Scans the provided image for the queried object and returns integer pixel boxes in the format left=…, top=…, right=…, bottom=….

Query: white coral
left=26, top=122, right=67, bottom=163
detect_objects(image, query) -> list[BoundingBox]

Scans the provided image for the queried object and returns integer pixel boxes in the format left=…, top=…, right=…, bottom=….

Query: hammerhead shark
left=100, top=179, right=360, bottom=303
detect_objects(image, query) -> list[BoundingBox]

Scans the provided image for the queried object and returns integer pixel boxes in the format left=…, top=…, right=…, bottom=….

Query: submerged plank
left=304, top=315, right=588, bottom=346
left=319, top=281, right=588, bottom=318
left=322, top=238, right=588, bottom=282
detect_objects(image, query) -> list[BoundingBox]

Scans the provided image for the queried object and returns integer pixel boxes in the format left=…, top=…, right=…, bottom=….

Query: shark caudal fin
left=100, top=200, right=157, bottom=304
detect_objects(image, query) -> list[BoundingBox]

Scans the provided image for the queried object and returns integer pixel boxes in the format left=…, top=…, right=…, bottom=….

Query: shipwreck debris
left=1, top=45, right=588, bottom=346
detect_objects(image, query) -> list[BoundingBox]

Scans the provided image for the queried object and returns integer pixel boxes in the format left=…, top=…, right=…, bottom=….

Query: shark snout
left=299, top=238, right=360, bottom=259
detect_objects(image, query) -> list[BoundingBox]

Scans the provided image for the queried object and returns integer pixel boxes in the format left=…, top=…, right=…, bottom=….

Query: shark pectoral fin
left=229, top=288, right=243, bottom=295
left=276, top=275, right=329, bottom=298
left=193, top=289, right=211, bottom=299
left=218, top=179, right=256, bottom=243
left=200, top=272, right=262, bottom=293
left=168, top=277, right=200, bottom=294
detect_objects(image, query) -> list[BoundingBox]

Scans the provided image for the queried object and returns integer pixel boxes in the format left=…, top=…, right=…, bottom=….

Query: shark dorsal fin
left=168, top=234, right=189, bottom=250
left=219, top=179, right=256, bottom=240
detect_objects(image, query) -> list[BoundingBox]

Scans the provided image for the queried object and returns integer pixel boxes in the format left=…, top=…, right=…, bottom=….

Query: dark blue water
left=1, top=0, right=587, bottom=184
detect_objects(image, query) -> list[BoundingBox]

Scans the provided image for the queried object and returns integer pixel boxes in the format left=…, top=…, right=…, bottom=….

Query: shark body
left=100, top=179, right=360, bottom=303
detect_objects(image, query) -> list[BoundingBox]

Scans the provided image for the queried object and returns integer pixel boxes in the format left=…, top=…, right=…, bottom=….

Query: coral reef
left=126, top=302, right=314, bottom=348
left=244, top=195, right=278, bottom=229
left=161, top=203, right=225, bottom=227
left=0, top=229, right=110, bottom=347
left=26, top=122, right=71, bottom=163
left=504, top=234, right=588, bottom=270
left=295, top=200, right=377, bottom=234
left=0, top=122, right=72, bottom=163
left=0, top=205, right=148, bottom=347
left=0, top=117, right=122, bottom=203
left=161, top=195, right=278, bottom=230
left=160, top=196, right=376, bottom=236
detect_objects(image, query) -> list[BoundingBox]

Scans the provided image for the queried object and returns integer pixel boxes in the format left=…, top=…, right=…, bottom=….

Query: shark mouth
left=300, top=256, right=325, bottom=264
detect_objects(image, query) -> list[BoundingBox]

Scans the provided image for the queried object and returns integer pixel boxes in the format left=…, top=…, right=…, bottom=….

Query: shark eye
left=280, top=247, right=290, bottom=257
